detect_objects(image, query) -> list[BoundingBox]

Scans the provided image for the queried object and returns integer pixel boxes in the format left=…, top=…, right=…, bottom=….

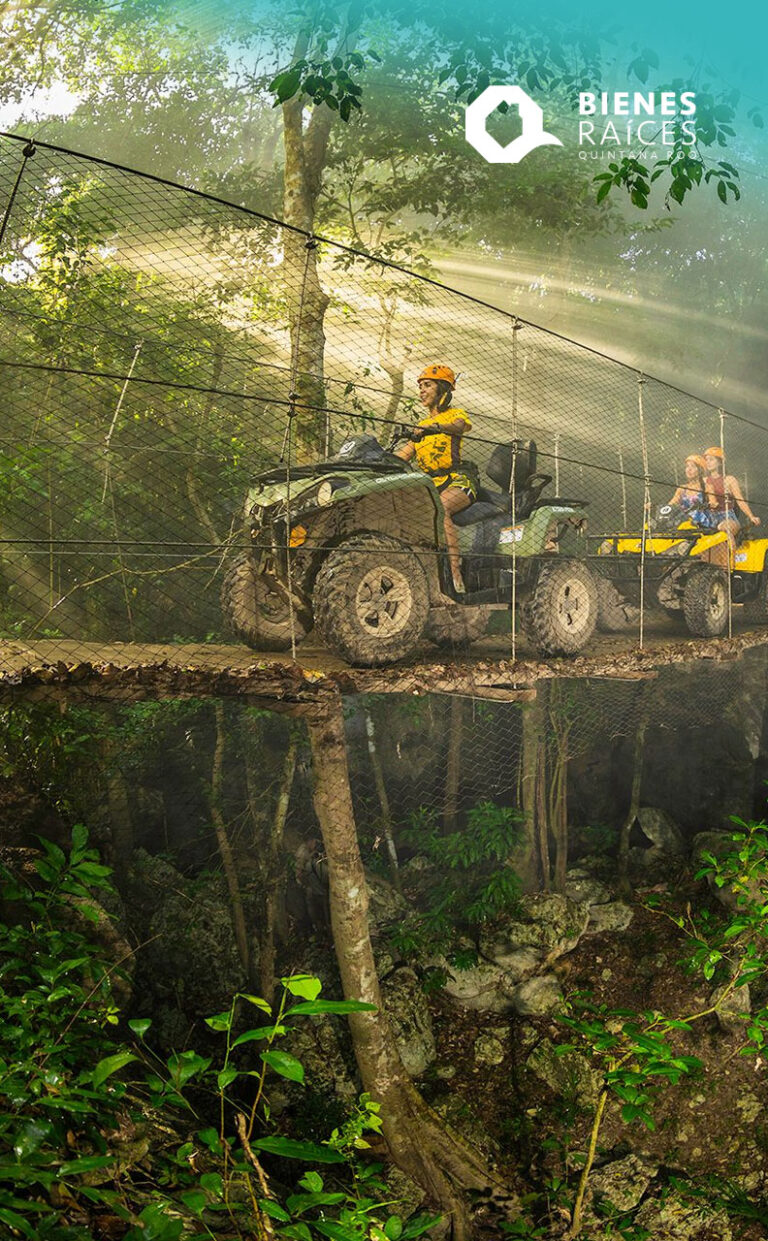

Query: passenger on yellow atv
left=668, top=453, right=708, bottom=516
left=703, top=446, right=760, bottom=551
left=395, top=364, right=475, bottom=594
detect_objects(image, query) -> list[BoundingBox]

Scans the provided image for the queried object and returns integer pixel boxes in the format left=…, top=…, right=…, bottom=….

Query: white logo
left=465, top=85, right=563, bottom=164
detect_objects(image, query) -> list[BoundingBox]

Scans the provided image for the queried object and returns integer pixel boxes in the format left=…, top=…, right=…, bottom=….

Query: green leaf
left=133, top=1202, right=184, bottom=1241
left=596, top=181, right=611, bottom=204
left=180, top=1189, right=208, bottom=1216
left=717, top=180, right=728, bottom=203
left=241, top=994, right=273, bottom=1014
left=167, top=1050, right=211, bottom=1087
left=71, top=824, right=88, bottom=855
left=128, top=1018, right=152, bottom=1039
left=196, top=1128, right=223, bottom=1153
left=259, top=1198, right=291, bottom=1222
left=0, top=1208, right=37, bottom=1239
left=199, top=1173, right=223, bottom=1197
left=385, top=1216, right=404, bottom=1239
left=283, top=975, right=323, bottom=1002
left=285, top=1001, right=376, bottom=1016
left=401, top=1215, right=444, bottom=1239
left=217, top=1067, right=238, bottom=1090
left=205, top=1011, right=232, bottom=1032
left=91, top=1051, right=136, bottom=1088
left=271, top=69, right=302, bottom=104
left=261, top=1050, right=305, bottom=1084
left=278, top=1224, right=313, bottom=1241
left=251, top=1137, right=344, bottom=1163
left=299, top=1170, right=323, bottom=1193
left=286, top=1191, right=346, bottom=1213
left=232, top=1025, right=285, bottom=1047
left=59, top=1154, right=117, bottom=1175
left=313, top=1222, right=361, bottom=1241
left=13, top=1120, right=53, bottom=1159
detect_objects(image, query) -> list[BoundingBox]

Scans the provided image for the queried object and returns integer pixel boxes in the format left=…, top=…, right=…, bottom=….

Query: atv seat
left=453, top=440, right=551, bottom=528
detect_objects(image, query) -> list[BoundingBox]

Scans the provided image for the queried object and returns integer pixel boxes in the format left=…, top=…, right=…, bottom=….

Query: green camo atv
left=222, top=430, right=598, bottom=667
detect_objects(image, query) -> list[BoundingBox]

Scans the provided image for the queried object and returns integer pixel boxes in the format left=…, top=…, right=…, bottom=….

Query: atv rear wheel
left=520, top=560, right=597, bottom=656
left=425, top=604, right=491, bottom=650
left=313, top=533, right=429, bottom=666
left=221, top=556, right=306, bottom=650
left=595, top=578, right=639, bottom=633
left=682, top=567, right=729, bottom=637
left=742, top=574, right=768, bottom=625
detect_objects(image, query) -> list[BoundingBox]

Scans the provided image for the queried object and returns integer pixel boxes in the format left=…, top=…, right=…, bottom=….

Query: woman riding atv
left=395, top=364, right=475, bottom=593
left=703, top=446, right=760, bottom=551
left=668, top=453, right=708, bottom=515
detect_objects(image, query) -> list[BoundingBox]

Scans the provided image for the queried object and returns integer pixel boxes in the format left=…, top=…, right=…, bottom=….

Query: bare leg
left=718, top=516, right=740, bottom=558
left=440, top=487, right=471, bottom=591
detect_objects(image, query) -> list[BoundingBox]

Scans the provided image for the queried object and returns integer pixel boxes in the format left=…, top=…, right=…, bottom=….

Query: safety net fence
left=2, top=130, right=767, bottom=676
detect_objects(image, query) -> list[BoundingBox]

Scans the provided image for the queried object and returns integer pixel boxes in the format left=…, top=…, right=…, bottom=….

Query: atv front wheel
left=221, top=556, right=307, bottom=650
left=425, top=604, right=491, bottom=650
left=682, top=567, right=729, bottom=637
left=595, top=578, right=639, bottom=633
left=521, top=560, right=598, bottom=656
left=313, top=533, right=429, bottom=666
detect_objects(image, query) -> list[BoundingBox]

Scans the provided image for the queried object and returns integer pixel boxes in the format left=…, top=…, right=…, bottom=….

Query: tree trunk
left=260, top=735, right=297, bottom=1002
left=517, top=695, right=544, bottom=891
left=442, top=696, right=463, bottom=836
left=0, top=516, right=92, bottom=633
left=102, top=731, right=134, bottom=868
left=282, top=90, right=333, bottom=461
left=210, top=702, right=250, bottom=978
left=306, top=698, right=506, bottom=1239
left=617, top=686, right=648, bottom=896
left=364, top=709, right=401, bottom=892
left=547, top=684, right=571, bottom=894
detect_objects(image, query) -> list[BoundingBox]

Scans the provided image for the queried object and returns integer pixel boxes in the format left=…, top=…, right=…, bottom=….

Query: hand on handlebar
left=410, top=424, right=443, bottom=442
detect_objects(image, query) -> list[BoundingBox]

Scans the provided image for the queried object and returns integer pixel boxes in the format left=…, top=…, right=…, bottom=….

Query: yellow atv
left=592, top=502, right=768, bottom=637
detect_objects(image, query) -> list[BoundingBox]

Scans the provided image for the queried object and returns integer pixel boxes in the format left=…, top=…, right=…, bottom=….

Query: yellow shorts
left=435, top=472, right=477, bottom=499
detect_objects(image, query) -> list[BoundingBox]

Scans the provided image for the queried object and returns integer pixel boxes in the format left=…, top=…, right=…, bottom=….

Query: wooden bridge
left=2, top=622, right=767, bottom=707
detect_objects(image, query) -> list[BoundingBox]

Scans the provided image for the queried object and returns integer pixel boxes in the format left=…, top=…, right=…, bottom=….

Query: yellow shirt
left=413, top=407, right=472, bottom=488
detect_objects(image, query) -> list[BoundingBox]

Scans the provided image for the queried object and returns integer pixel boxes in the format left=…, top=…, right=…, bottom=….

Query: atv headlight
left=598, top=539, right=614, bottom=555
left=317, top=480, right=334, bottom=506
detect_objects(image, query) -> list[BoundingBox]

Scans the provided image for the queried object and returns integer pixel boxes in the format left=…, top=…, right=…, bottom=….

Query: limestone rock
left=712, top=979, right=751, bottom=1031
left=636, top=807, right=686, bottom=855
left=474, top=1031, right=507, bottom=1066
left=510, top=974, right=564, bottom=1017
left=565, top=868, right=611, bottom=906
left=367, top=874, right=409, bottom=933
left=380, top=967, right=436, bottom=1077
left=589, top=1154, right=659, bottom=1212
left=281, top=1017, right=358, bottom=1103
left=126, top=850, right=247, bottom=1040
left=586, top=901, right=634, bottom=934
left=478, top=941, right=542, bottom=979
left=635, top=1192, right=732, bottom=1240
left=439, top=959, right=516, bottom=1012
left=525, top=1036, right=602, bottom=1106
left=482, top=894, right=589, bottom=968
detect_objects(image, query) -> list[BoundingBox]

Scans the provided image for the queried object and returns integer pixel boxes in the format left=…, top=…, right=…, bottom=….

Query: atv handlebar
left=386, top=422, right=446, bottom=450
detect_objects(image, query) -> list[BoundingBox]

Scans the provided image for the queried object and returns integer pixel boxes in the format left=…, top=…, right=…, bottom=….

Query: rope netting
left=1, top=651, right=764, bottom=915
left=2, top=131, right=767, bottom=671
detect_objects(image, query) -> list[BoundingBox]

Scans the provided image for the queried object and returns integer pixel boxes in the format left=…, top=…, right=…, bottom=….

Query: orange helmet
left=685, top=454, right=707, bottom=470
left=704, top=446, right=724, bottom=460
left=418, top=364, right=456, bottom=386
